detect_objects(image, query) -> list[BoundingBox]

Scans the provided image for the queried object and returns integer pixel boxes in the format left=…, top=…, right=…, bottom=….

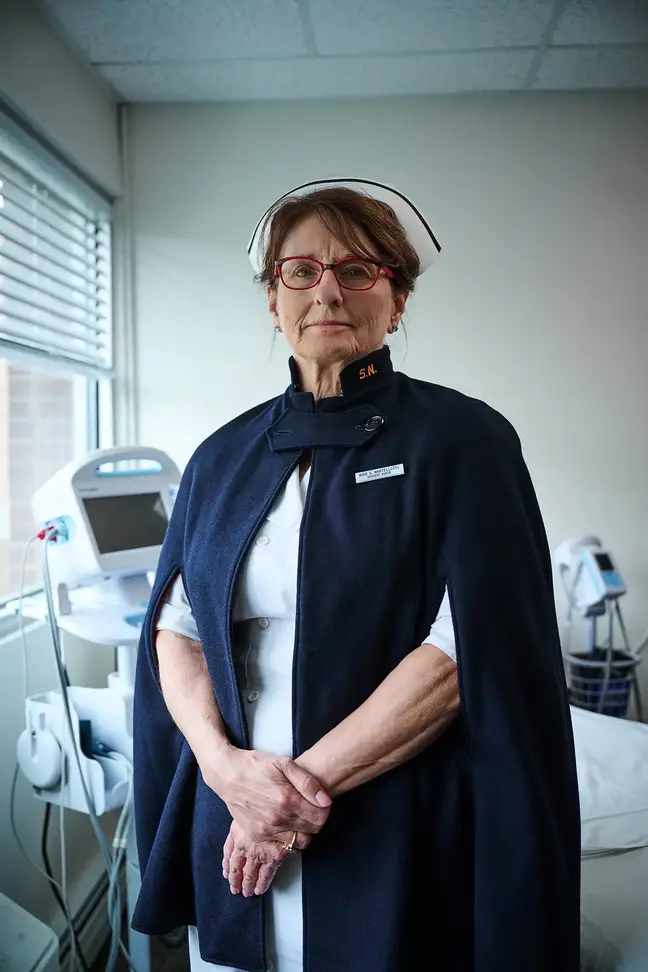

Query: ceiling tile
left=308, top=0, right=556, bottom=55
left=552, top=0, right=648, bottom=46
left=100, top=50, right=534, bottom=101
left=534, top=45, right=648, bottom=88
left=40, top=0, right=309, bottom=62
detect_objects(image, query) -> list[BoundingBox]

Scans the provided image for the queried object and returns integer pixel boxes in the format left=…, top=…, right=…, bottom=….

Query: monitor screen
left=594, top=552, right=614, bottom=573
left=82, top=492, right=168, bottom=555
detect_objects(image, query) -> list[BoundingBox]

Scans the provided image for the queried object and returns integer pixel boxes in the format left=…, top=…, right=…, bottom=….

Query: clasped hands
left=201, top=748, right=332, bottom=898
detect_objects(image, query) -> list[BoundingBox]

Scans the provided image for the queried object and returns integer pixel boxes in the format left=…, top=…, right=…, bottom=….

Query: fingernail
left=316, top=790, right=332, bottom=807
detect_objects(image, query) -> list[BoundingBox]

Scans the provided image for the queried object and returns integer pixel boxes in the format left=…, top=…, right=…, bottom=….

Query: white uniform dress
left=156, top=465, right=456, bottom=972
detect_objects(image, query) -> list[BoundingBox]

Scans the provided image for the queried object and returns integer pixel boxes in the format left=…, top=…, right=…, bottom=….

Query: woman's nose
left=314, top=267, right=343, bottom=305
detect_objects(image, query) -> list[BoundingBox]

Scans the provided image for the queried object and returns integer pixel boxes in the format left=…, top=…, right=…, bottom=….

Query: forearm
left=296, top=644, right=460, bottom=797
left=155, top=628, right=233, bottom=767
left=156, top=629, right=331, bottom=844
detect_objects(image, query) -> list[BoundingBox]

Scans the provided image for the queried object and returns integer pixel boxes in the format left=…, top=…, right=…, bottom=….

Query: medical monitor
left=32, top=447, right=181, bottom=590
left=82, top=493, right=168, bottom=555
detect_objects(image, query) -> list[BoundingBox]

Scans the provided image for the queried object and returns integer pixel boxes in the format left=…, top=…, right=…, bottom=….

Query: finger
left=280, top=761, right=332, bottom=810
left=242, top=859, right=260, bottom=899
left=228, top=851, right=246, bottom=895
left=234, top=784, right=326, bottom=838
left=275, top=830, right=311, bottom=852
left=293, top=831, right=311, bottom=851
left=257, top=813, right=320, bottom=840
left=255, top=862, right=279, bottom=896
left=222, top=832, right=235, bottom=878
left=239, top=808, right=318, bottom=843
left=267, top=787, right=328, bottom=834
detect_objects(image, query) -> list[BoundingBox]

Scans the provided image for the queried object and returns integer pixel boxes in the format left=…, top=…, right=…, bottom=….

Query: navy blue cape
left=132, top=346, right=580, bottom=971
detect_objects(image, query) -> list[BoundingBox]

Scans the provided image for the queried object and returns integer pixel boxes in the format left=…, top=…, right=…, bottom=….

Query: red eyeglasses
left=275, top=257, right=396, bottom=291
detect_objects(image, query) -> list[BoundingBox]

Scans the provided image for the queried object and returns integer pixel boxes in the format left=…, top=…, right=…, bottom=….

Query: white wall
left=127, top=93, right=648, bottom=695
left=0, top=0, right=121, bottom=940
left=0, top=0, right=121, bottom=196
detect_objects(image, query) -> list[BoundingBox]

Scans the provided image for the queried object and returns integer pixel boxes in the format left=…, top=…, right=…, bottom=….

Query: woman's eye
left=340, top=262, right=372, bottom=278
left=285, top=262, right=318, bottom=278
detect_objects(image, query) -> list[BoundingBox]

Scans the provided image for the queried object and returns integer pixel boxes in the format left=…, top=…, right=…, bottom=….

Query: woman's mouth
left=309, top=320, right=351, bottom=329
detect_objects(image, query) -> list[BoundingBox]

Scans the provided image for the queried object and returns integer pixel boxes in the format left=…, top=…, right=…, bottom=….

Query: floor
left=91, top=928, right=190, bottom=971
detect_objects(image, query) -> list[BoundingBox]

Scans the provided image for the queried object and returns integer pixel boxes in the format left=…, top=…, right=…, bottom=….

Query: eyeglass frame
left=274, top=256, right=396, bottom=291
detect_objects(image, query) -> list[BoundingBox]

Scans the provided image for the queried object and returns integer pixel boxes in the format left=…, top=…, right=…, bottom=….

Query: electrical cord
left=41, top=803, right=90, bottom=972
left=105, top=754, right=134, bottom=972
left=40, top=536, right=138, bottom=972
left=14, top=536, right=83, bottom=968
left=59, top=725, right=80, bottom=972
left=9, top=765, right=80, bottom=963
left=18, top=536, right=37, bottom=701
left=14, top=529, right=138, bottom=971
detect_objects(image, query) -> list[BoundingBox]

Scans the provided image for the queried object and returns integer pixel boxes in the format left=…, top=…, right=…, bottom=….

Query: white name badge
left=355, top=463, right=405, bottom=484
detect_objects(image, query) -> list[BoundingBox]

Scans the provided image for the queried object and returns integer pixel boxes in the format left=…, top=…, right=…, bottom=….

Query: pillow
left=571, top=706, right=648, bottom=854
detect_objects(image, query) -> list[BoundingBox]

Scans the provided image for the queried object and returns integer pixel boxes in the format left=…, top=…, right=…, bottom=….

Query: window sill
left=0, top=601, right=43, bottom=643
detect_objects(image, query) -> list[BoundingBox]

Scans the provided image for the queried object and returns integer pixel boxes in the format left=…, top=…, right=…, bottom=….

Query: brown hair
left=255, top=186, right=420, bottom=296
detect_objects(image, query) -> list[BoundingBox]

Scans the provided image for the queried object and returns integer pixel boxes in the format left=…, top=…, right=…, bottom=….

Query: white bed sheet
left=572, top=706, right=648, bottom=854
left=580, top=845, right=648, bottom=971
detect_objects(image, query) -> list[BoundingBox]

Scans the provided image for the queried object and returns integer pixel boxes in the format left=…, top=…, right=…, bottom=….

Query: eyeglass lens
left=279, top=258, right=379, bottom=290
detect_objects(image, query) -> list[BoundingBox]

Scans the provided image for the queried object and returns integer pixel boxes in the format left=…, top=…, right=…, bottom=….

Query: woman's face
left=268, top=214, right=407, bottom=368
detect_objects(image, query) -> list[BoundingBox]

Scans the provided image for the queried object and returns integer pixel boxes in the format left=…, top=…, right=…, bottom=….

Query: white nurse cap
left=247, top=177, right=441, bottom=277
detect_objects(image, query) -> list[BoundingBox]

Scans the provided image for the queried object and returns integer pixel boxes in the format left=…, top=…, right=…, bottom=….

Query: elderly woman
left=132, top=179, right=580, bottom=972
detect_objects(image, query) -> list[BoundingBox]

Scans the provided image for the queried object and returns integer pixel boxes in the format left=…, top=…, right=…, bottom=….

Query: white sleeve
left=423, top=587, right=456, bottom=662
left=155, top=573, right=201, bottom=643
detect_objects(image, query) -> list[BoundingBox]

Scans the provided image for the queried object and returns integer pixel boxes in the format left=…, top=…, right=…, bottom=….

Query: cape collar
left=287, top=346, right=394, bottom=413
left=267, top=347, right=395, bottom=452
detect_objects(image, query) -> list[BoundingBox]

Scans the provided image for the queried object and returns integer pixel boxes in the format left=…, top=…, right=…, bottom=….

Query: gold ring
left=281, top=831, right=297, bottom=852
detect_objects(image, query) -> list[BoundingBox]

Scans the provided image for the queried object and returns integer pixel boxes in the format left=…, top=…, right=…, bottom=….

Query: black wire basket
left=565, top=648, right=640, bottom=718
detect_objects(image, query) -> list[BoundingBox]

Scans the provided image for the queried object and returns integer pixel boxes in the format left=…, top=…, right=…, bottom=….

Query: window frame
left=0, top=104, right=115, bottom=626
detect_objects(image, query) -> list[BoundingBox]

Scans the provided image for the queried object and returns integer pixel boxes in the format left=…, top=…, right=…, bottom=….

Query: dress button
left=255, top=535, right=270, bottom=546
left=258, top=618, right=270, bottom=629
left=364, top=415, right=384, bottom=432
left=247, top=690, right=260, bottom=703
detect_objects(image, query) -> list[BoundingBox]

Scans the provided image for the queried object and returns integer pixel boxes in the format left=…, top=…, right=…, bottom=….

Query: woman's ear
left=268, top=285, right=278, bottom=324
left=392, top=291, right=409, bottom=325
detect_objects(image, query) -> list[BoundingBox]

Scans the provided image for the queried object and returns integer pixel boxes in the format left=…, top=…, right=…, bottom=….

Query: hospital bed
left=573, top=706, right=648, bottom=971
left=581, top=846, right=648, bottom=971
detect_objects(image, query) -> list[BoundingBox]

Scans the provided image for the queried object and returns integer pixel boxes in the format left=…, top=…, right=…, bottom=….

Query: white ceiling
left=40, top=0, right=648, bottom=102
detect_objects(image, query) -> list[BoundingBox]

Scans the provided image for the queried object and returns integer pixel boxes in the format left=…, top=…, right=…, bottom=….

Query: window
left=0, top=111, right=112, bottom=607
left=0, top=361, right=97, bottom=600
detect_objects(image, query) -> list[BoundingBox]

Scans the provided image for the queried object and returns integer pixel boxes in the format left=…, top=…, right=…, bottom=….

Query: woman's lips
left=309, top=321, right=350, bottom=328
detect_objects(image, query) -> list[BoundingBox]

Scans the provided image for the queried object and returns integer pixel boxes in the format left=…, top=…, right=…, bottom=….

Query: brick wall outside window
left=0, top=358, right=79, bottom=599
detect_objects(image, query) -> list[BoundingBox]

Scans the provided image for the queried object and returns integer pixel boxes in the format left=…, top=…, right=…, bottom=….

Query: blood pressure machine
left=15, top=447, right=180, bottom=972
left=555, top=536, right=643, bottom=719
